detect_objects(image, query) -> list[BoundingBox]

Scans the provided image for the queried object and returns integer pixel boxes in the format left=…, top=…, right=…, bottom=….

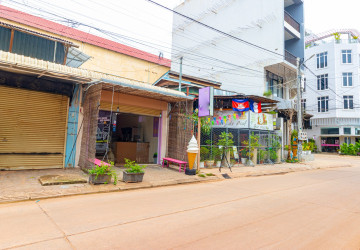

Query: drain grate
left=222, top=173, right=231, bottom=179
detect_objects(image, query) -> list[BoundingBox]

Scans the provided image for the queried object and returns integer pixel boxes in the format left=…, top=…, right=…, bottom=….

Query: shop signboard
left=96, top=110, right=111, bottom=154
left=211, top=110, right=248, bottom=128
left=198, top=87, right=214, bottom=117
left=249, top=112, right=273, bottom=131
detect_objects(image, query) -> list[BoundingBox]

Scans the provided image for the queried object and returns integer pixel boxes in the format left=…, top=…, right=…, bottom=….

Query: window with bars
left=342, top=50, right=352, bottom=63
left=342, top=72, right=353, bottom=86
left=317, top=52, right=328, bottom=69
left=317, top=74, right=328, bottom=90
left=343, top=95, right=354, bottom=109
left=317, top=96, right=329, bottom=112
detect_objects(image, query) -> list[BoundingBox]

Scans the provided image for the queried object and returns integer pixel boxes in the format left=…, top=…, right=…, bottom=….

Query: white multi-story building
left=170, top=0, right=305, bottom=149
left=171, top=0, right=304, bottom=99
left=304, top=29, right=360, bottom=152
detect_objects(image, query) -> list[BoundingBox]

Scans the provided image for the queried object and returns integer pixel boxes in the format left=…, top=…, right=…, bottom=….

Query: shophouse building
left=0, top=5, right=191, bottom=170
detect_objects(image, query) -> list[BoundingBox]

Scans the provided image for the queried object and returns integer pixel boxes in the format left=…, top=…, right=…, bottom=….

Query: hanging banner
left=249, top=112, right=273, bottom=130
left=212, top=110, right=248, bottom=128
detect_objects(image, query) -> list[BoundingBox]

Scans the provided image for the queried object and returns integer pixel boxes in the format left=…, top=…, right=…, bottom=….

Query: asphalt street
left=1, top=166, right=360, bottom=249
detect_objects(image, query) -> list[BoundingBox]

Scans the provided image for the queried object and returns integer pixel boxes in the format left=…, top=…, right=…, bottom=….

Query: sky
left=304, top=0, right=360, bottom=35
left=1, top=0, right=360, bottom=58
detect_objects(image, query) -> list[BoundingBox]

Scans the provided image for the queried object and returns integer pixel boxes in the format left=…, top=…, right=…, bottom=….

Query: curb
left=0, top=176, right=222, bottom=204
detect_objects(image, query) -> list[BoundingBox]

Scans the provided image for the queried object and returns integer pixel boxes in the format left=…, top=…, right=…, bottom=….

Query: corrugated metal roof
left=0, top=21, right=75, bottom=46
left=12, top=30, right=65, bottom=64
left=0, top=50, right=189, bottom=102
left=0, top=5, right=171, bottom=67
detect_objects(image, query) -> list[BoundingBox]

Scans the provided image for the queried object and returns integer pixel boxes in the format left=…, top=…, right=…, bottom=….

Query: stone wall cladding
left=79, top=83, right=102, bottom=169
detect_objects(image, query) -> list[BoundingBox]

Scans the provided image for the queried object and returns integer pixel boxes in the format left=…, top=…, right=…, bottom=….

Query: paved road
left=2, top=166, right=360, bottom=249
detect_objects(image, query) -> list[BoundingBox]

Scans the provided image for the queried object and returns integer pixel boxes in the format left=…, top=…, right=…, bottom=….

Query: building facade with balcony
left=170, top=0, right=304, bottom=151
left=303, top=29, right=360, bottom=152
left=171, top=0, right=304, bottom=96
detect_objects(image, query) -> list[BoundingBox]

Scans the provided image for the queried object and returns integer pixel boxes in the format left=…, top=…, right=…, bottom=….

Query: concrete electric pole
left=296, top=58, right=302, bottom=161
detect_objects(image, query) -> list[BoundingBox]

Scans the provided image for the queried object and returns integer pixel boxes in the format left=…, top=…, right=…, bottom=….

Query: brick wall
left=167, top=101, right=194, bottom=162
left=79, top=83, right=102, bottom=169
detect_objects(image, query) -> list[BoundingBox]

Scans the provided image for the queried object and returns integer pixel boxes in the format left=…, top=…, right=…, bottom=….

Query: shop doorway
left=321, top=137, right=339, bottom=152
left=96, top=110, right=160, bottom=164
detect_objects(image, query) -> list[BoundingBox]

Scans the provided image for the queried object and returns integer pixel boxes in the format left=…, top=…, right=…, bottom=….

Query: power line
left=146, top=0, right=290, bottom=60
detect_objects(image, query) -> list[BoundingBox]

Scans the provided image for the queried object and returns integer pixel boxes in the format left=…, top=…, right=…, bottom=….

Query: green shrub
left=124, top=158, right=146, bottom=173
left=88, top=161, right=118, bottom=185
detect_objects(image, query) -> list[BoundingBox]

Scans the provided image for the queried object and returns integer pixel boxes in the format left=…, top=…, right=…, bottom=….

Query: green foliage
left=217, top=132, right=234, bottom=156
left=186, top=109, right=212, bottom=135
left=352, top=35, right=358, bottom=40
left=263, top=90, right=272, bottom=97
left=153, top=152, right=157, bottom=158
left=206, top=173, right=215, bottom=176
left=269, top=149, right=278, bottom=161
left=291, top=130, right=298, bottom=139
left=308, top=139, right=317, bottom=152
left=200, top=117, right=212, bottom=135
left=124, top=158, right=146, bottom=173
left=200, top=146, right=209, bottom=161
left=302, top=141, right=316, bottom=152
left=258, top=149, right=266, bottom=161
left=88, top=161, right=118, bottom=185
left=333, top=32, right=341, bottom=40
left=286, top=159, right=299, bottom=163
left=198, top=174, right=206, bottom=178
left=217, top=132, right=234, bottom=148
left=340, top=143, right=357, bottom=156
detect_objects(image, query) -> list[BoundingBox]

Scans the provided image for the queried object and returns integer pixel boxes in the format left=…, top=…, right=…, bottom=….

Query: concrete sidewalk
left=202, top=153, right=356, bottom=179
left=0, top=154, right=356, bottom=203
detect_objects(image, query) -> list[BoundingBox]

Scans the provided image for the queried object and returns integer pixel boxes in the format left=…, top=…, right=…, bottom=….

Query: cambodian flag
left=232, top=99, right=250, bottom=112
left=250, top=101, right=262, bottom=113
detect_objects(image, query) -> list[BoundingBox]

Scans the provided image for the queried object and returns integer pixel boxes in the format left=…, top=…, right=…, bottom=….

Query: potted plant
left=153, top=152, right=158, bottom=164
left=217, top=132, right=234, bottom=168
left=88, top=161, right=118, bottom=185
left=263, top=90, right=272, bottom=97
left=200, top=146, right=209, bottom=168
left=122, top=158, right=146, bottom=183
left=240, top=148, right=248, bottom=164
left=334, top=32, right=341, bottom=43
left=243, top=133, right=260, bottom=165
left=258, top=149, right=266, bottom=164
left=270, top=135, right=281, bottom=163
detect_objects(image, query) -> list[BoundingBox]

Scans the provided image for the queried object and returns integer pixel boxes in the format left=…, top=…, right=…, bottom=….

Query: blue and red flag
left=232, top=99, right=250, bottom=112
left=250, top=101, right=262, bottom=113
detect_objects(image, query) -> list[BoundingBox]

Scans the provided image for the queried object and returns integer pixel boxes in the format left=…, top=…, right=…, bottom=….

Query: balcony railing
left=285, top=49, right=297, bottom=66
left=284, top=11, right=300, bottom=33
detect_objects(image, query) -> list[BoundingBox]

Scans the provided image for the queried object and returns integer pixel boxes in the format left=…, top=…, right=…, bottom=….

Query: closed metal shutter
left=100, top=101, right=161, bottom=117
left=0, top=86, right=69, bottom=170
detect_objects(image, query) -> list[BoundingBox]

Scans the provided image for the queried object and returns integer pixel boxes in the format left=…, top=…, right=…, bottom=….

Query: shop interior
left=96, top=110, right=159, bottom=164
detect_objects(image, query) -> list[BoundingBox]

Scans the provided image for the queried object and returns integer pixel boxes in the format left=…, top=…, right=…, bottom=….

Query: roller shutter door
left=0, top=86, right=69, bottom=170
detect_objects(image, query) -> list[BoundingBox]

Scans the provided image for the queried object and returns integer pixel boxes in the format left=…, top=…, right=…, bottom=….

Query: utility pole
left=179, top=57, right=183, bottom=92
left=296, top=57, right=302, bottom=161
